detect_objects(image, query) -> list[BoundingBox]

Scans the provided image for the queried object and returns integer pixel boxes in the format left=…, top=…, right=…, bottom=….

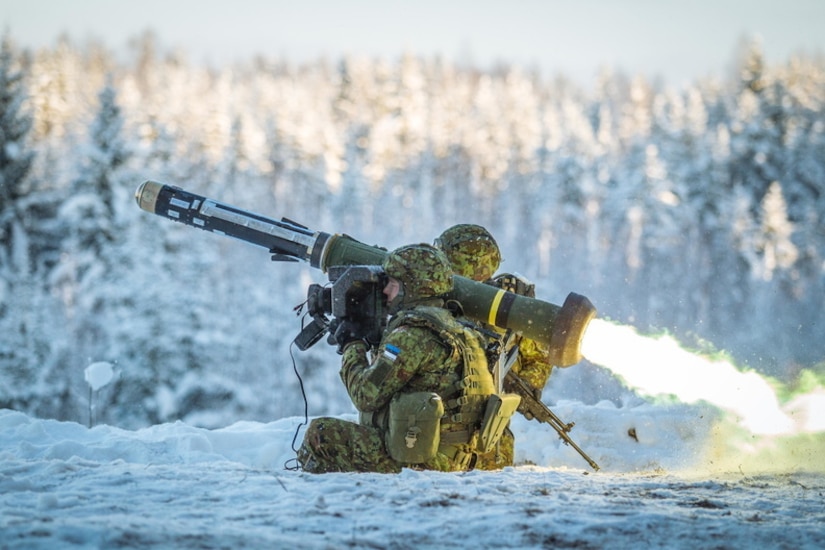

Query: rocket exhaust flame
left=580, top=318, right=825, bottom=437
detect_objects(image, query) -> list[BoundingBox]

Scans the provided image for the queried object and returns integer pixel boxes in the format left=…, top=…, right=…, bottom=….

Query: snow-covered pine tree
left=0, top=35, right=50, bottom=414
left=0, top=35, right=35, bottom=268
left=48, top=77, right=138, bottom=423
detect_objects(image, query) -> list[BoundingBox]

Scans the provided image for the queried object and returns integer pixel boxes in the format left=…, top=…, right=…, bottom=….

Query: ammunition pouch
left=385, top=392, right=444, bottom=464
left=477, top=393, right=521, bottom=454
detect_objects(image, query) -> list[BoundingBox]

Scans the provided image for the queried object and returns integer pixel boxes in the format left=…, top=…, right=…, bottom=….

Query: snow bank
left=2, top=407, right=824, bottom=549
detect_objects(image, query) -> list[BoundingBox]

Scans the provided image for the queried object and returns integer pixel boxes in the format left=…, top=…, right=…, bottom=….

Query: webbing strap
left=440, top=430, right=472, bottom=445
left=446, top=395, right=470, bottom=409
left=437, top=445, right=476, bottom=470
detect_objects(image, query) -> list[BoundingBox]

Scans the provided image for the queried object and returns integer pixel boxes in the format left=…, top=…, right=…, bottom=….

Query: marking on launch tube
left=200, top=200, right=317, bottom=249
left=170, top=198, right=190, bottom=209
left=489, top=289, right=506, bottom=325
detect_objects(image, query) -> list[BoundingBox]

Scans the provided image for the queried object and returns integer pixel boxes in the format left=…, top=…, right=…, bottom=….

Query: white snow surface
left=2, top=402, right=824, bottom=549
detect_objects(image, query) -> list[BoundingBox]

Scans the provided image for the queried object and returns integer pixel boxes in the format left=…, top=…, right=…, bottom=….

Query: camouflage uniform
left=435, top=224, right=554, bottom=470
left=297, top=244, right=494, bottom=474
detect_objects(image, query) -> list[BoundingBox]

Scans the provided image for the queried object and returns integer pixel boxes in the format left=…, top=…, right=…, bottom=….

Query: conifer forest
left=1, top=32, right=824, bottom=428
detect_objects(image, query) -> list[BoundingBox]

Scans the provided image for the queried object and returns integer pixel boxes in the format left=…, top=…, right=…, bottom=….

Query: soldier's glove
left=329, top=319, right=364, bottom=354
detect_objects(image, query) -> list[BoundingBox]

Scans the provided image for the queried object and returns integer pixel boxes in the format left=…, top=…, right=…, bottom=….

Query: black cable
left=283, top=339, right=309, bottom=471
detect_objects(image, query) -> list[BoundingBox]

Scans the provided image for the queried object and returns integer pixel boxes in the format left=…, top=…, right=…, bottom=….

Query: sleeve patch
left=383, top=344, right=400, bottom=362
left=368, top=360, right=394, bottom=387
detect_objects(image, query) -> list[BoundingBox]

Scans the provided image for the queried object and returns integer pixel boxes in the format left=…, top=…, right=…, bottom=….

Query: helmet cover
left=382, top=243, right=454, bottom=301
left=435, top=224, right=501, bottom=281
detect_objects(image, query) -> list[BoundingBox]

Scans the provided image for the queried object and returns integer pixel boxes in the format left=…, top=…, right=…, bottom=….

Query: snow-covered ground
left=3, top=320, right=824, bottom=548
left=2, top=395, right=824, bottom=549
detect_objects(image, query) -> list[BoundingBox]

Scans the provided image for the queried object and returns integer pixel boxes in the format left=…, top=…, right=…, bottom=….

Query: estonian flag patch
left=383, top=344, right=400, bottom=362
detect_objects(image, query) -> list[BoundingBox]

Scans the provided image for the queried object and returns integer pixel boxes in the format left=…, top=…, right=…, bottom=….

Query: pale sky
left=3, top=0, right=824, bottom=86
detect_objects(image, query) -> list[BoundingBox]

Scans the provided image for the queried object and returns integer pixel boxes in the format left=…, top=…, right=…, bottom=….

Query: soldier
left=297, top=243, right=503, bottom=473
left=434, top=224, right=554, bottom=469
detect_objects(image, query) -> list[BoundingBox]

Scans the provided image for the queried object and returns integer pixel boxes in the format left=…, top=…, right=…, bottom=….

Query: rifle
left=135, top=180, right=597, bottom=367
left=471, top=320, right=599, bottom=472
left=503, top=369, right=600, bottom=471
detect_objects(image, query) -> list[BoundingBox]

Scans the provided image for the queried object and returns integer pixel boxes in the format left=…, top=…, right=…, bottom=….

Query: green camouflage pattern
left=297, top=417, right=401, bottom=474
left=297, top=306, right=492, bottom=474
left=381, top=243, right=453, bottom=300
left=510, top=336, right=553, bottom=391
left=435, top=224, right=502, bottom=282
left=340, top=316, right=462, bottom=414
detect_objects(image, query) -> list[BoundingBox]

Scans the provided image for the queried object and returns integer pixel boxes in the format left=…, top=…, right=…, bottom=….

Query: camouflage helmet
left=434, top=224, right=501, bottom=282
left=382, top=243, right=454, bottom=300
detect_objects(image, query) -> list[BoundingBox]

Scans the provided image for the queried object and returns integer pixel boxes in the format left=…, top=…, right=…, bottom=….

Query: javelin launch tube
left=135, top=180, right=595, bottom=366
